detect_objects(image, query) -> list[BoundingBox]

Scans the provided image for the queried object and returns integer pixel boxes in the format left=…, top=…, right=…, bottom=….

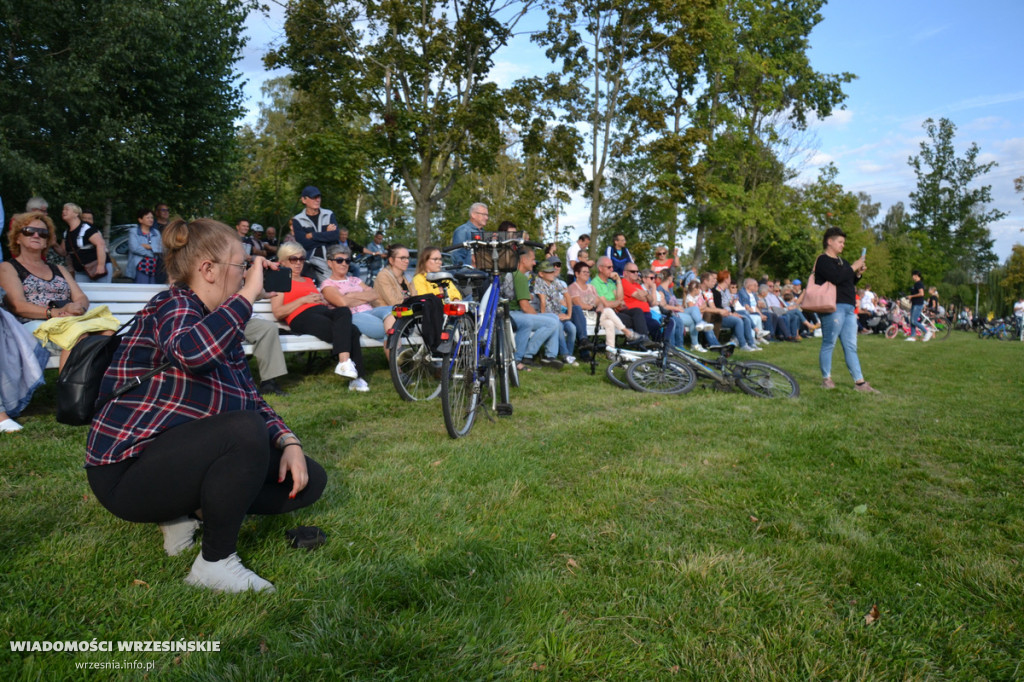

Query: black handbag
left=56, top=317, right=170, bottom=426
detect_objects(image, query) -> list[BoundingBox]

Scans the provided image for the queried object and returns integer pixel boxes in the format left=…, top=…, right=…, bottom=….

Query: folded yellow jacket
left=32, top=305, right=121, bottom=350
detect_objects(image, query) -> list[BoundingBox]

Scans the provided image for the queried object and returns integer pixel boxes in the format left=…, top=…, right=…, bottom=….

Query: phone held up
left=262, top=267, right=292, bottom=293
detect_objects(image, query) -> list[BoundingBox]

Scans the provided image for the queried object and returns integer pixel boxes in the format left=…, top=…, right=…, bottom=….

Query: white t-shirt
left=1014, top=300, right=1024, bottom=316
left=566, top=242, right=582, bottom=266
left=861, top=290, right=876, bottom=312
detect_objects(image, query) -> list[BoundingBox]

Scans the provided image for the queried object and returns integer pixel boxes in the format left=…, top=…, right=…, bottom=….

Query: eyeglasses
left=393, top=255, right=410, bottom=261
left=217, top=261, right=251, bottom=271
left=644, top=275, right=656, bottom=280
left=20, top=226, right=49, bottom=237
left=625, top=269, right=639, bottom=274
left=330, top=257, right=351, bottom=264
left=428, top=257, right=442, bottom=262
left=286, top=256, right=307, bottom=263
left=655, top=252, right=667, bottom=256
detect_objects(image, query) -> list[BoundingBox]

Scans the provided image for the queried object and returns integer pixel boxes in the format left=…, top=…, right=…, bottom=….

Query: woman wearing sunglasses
left=319, top=245, right=395, bottom=344
left=650, top=246, right=679, bottom=274
left=0, top=212, right=118, bottom=372
left=271, top=242, right=369, bottom=392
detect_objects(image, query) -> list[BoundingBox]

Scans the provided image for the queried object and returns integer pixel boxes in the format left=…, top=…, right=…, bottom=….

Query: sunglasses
left=21, top=226, right=49, bottom=237
left=330, top=257, right=351, bottom=264
left=287, top=256, right=307, bottom=263
left=625, top=269, right=639, bottom=274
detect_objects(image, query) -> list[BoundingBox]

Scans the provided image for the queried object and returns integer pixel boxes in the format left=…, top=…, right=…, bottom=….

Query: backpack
left=55, top=317, right=170, bottom=426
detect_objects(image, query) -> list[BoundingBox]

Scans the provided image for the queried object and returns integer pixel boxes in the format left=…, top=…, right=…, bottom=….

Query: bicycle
left=438, top=233, right=534, bottom=438
left=631, top=342, right=799, bottom=398
left=977, top=318, right=1013, bottom=340
left=386, top=269, right=489, bottom=401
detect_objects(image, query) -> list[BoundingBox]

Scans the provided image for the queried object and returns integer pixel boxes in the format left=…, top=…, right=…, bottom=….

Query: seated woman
left=0, top=305, right=49, bottom=432
left=85, top=218, right=326, bottom=592
left=570, top=260, right=644, bottom=355
left=411, top=246, right=463, bottom=301
left=271, top=242, right=369, bottom=392
left=373, top=244, right=415, bottom=307
left=0, top=212, right=118, bottom=371
left=533, top=259, right=577, bottom=365
left=128, top=207, right=164, bottom=284
left=319, top=245, right=395, bottom=344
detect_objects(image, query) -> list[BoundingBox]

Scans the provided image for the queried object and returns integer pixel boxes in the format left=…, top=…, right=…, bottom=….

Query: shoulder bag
left=801, top=256, right=837, bottom=314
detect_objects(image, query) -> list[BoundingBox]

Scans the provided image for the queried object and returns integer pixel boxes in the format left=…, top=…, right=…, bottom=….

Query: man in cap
left=292, top=186, right=339, bottom=281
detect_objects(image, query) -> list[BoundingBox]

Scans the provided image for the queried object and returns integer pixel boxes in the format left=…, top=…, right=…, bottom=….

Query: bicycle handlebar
left=442, top=237, right=545, bottom=252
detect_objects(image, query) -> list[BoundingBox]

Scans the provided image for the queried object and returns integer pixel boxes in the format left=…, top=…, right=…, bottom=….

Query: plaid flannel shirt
left=85, top=287, right=291, bottom=467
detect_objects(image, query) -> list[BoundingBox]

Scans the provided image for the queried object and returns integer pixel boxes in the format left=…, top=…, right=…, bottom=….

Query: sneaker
left=692, top=344, right=707, bottom=353
left=697, top=322, right=714, bottom=331
left=348, top=378, right=370, bottom=392
left=185, top=552, right=275, bottom=593
left=562, top=355, right=579, bottom=366
left=822, top=377, right=836, bottom=390
left=159, top=515, right=201, bottom=556
left=259, top=379, right=287, bottom=396
left=922, top=330, right=933, bottom=342
left=854, top=381, right=879, bottom=394
left=606, top=352, right=617, bottom=362
left=0, top=418, right=23, bottom=433
left=334, top=359, right=358, bottom=379
left=742, top=345, right=762, bottom=352
left=626, top=332, right=649, bottom=346
left=537, top=356, right=563, bottom=369
left=905, top=337, right=916, bottom=342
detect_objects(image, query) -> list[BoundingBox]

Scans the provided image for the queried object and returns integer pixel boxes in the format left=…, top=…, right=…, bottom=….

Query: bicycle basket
left=473, top=231, right=523, bottom=272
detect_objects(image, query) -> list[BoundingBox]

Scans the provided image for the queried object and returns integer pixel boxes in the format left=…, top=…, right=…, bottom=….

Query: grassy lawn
left=2, top=332, right=1022, bottom=680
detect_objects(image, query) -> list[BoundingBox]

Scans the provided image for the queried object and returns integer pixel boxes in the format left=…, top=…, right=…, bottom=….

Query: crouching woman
left=85, top=218, right=326, bottom=592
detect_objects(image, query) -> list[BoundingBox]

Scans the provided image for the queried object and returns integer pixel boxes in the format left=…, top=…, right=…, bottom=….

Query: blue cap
left=792, top=279, right=802, bottom=285
left=301, top=186, right=321, bottom=198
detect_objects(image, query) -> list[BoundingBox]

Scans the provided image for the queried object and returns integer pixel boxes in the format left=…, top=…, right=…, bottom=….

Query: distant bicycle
left=977, top=318, right=1013, bottom=341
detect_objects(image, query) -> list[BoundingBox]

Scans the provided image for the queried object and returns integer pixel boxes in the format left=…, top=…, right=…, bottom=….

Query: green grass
left=2, top=333, right=1023, bottom=680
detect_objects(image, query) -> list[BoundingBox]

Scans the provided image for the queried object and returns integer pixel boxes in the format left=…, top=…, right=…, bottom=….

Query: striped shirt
left=85, top=287, right=292, bottom=467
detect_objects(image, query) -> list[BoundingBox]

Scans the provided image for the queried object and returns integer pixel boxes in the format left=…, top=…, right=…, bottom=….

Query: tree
left=0, top=0, right=252, bottom=231
left=907, top=117, right=1005, bottom=280
left=266, top=0, right=534, bottom=251
left=1000, top=245, right=1024, bottom=303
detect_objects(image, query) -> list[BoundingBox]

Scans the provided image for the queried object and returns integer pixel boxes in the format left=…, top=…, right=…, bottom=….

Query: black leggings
left=616, top=308, right=648, bottom=334
left=87, top=411, right=327, bottom=561
left=289, top=306, right=364, bottom=377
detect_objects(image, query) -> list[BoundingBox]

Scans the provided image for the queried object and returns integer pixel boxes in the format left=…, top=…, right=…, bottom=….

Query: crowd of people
left=0, top=190, right=935, bottom=592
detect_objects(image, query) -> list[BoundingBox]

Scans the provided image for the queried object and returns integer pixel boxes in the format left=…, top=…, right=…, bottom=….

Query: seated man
left=507, top=248, right=562, bottom=369
left=244, top=316, right=290, bottom=396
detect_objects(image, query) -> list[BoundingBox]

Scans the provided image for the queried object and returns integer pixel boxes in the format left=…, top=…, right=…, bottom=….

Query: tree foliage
left=266, top=0, right=537, bottom=251
left=907, top=117, right=1004, bottom=280
left=0, top=0, right=251, bottom=230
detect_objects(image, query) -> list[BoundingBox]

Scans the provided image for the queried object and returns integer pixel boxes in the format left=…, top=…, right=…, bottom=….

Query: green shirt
left=509, top=270, right=533, bottom=312
left=593, top=275, right=617, bottom=302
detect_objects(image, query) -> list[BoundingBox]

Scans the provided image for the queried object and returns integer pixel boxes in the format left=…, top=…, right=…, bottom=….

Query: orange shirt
left=281, top=277, right=320, bottom=325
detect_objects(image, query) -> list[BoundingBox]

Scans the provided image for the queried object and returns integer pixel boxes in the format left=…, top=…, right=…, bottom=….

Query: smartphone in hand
left=262, top=267, right=292, bottom=293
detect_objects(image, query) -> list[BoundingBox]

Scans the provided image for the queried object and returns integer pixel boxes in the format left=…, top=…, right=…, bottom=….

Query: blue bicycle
left=439, top=233, right=536, bottom=438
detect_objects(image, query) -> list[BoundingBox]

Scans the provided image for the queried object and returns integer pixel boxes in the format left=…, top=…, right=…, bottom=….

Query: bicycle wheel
left=389, top=314, right=442, bottom=401
left=625, top=358, right=697, bottom=395
left=885, top=324, right=898, bottom=340
left=734, top=361, right=800, bottom=399
left=441, top=314, right=479, bottom=439
left=606, top=358, right=630, bottom=389
left=503, top=314, right=520, bottom=388
left=496, top=320, right=512, bottom=405
left=996, top=328, right=1010, bottom=341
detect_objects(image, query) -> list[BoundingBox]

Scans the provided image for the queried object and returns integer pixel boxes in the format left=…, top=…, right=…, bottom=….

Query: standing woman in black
left=815, top=226, right=878, bottom=393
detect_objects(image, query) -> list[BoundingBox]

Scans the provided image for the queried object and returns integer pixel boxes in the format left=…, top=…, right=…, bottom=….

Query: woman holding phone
left=815, top=227, right=877, bottom=392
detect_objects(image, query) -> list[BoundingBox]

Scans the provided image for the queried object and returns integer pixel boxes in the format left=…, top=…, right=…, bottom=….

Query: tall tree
left=266, top=0, right=534, bottom=251
left=907, top=117, right=1004, bottom=280
left=0, top=0, right=251, bottom=230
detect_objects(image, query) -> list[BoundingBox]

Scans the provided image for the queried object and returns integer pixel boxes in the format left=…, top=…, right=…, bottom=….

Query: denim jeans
left=509, top=310, right=560, bottom=361
left=554, top=317, right=576, bottom=356
left=570, top=305, right=589, bottom=345
left=909, top=303, right=926, bottom=337
left=819, top=303, right=863, bottom=382
left=351, top=305, right=393, bottom=342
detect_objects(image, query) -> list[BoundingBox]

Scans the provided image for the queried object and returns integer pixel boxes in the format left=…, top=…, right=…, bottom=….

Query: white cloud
left=948, top=91, right=1024, bottom=113
left=814, top=109, right=853, bottom=128
left=909, top=25, right=948, bottom=44
left=809, top=151, right=834, bottom=165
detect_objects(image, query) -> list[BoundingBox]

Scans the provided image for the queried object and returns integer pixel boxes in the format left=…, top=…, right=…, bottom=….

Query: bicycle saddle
left=425, top=271, right=455, bottom=282
left=705, top=344, right=735, bottom=357
left=448, top=268, right=491, bottom=282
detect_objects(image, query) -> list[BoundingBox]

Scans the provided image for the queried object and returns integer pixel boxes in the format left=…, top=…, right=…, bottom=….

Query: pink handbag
left=801, top=258, right=837, bottom=314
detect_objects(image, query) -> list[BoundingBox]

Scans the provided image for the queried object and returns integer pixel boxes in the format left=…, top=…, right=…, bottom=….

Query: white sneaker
left=563, top=355, right=578, bottom=366
left=348, top=378, right=370, bottom=392
left=159, top=515, right=201, bottom=556
left=0, top=418, right=23, bottom=432
left=697, top=322, right=714, bottom=331
left=334, top=359, right=358, bottom=379
left=922, top=330, right=933, bottom=342
left=905, top=337, right=916, bottom=342
left=185, top=552, right=275, bottom=593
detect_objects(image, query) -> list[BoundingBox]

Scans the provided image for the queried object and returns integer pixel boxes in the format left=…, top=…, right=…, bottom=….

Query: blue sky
left=239, top=1, right=1023, bottom=260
